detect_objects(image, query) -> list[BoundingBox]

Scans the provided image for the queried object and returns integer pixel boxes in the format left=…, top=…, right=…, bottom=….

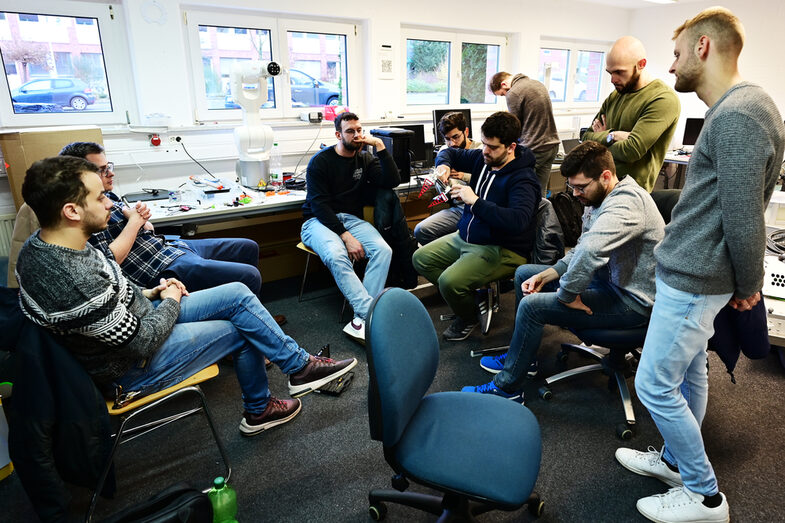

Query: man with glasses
left=54, top=142, right=266, bottom=303
left=462, top=141, right=664, bottom=399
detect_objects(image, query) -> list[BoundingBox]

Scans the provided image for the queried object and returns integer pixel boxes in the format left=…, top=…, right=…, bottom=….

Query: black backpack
left=101, top=483, right=212, bottom=523
left=548, top=191, right=585, bottom=247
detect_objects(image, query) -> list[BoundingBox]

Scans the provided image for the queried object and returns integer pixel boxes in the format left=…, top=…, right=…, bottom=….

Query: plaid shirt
left=88, top=192, right=183, bottom=288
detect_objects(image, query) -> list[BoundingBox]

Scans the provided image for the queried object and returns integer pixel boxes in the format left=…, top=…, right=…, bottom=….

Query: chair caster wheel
left=538, top=386, right=552, bottom=400
left=527, top=494, right=544, bottom=517
left=369, top=502, right=387, bottom=521
left=616, top=423, right=634, bottom=440
left=556, top=350, right=568, bottom=362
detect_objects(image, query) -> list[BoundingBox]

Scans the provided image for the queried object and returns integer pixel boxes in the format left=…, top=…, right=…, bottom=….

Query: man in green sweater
left=582, top=36, right=680, bottom=192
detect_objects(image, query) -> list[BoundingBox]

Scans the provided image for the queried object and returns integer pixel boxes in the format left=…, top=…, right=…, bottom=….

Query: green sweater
left=582, top=79, right=679, bottom=192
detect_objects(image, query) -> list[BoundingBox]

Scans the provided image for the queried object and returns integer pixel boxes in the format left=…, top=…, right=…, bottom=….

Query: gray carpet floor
left=2, top=272, right=784, bottom=522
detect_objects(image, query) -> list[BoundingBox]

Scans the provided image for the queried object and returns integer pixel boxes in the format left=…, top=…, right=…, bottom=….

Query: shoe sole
left=443, top=324, right=478, bottom=341
left=288, top=358, right=358, bottom=398
left=480, top=362, right=502, bottom=374
left=615, top=450, right=683, bottom=488
left=239, top=400, right=302, bottom=436
left=342, top=327, right=366, bottom=346
left=636, top=499, right=729, bottom=523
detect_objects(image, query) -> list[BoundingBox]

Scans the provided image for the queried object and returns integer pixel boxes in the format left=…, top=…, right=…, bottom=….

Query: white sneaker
left=343, top=317, right=365, bottom=345
left=616, top=446, right=683, bottom=487
left=637, top=486, right=729, bottom=523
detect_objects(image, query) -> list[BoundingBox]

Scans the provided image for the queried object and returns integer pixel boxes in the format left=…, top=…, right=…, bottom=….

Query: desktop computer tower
left=370, top=127, right=414, bottom=184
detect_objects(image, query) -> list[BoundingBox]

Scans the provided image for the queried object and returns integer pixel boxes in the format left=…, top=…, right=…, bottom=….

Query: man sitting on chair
left=412, top=111, right=540, bottom=341
left=462, top=141, right=664, bottom=399
left=15, top=156, right=357, bottom=436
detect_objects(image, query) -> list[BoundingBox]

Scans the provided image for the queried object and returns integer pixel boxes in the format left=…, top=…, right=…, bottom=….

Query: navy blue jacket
left=435, top=145, right=540, bottom=257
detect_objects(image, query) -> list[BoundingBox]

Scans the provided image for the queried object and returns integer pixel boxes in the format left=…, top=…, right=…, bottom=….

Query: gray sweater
left=554, top=176, right=665, bottom=317
left=16, top=233, right=180, bottom=390
left=505, top=74, right=560, bottom=152
left=656, top=82, right=785, bottom=297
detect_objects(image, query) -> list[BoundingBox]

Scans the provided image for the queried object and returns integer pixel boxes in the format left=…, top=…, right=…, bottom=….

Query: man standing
left=489, top=71, right=559, bottom=196
left=617, top=8, right=785, bottom=523
left=581, top=36, right=680, bottom=192
left=412, top=112, right=539, bottom=341
left=463, top=141, right=662, bottom=398
left=414, top=111, right=484, bottom=245
left=15, top=156, right=357, bottom=436
left=301, top=112, right=399, bottom=344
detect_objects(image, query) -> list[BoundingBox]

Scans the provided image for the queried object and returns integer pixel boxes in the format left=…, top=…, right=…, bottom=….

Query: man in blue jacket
left=412, top=112, right=540, bottom=341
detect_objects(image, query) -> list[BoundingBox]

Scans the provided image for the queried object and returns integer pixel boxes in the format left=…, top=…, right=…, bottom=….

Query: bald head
left=606, top=36, right=651, bottom=93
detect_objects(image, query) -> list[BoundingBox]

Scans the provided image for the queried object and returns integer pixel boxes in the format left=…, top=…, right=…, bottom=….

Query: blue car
left=224, top=69, right=341, bottom=109
left=11, top=78, right=96, bottom=111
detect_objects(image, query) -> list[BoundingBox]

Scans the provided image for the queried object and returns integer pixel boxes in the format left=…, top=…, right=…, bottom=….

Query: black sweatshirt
left=302, top=146, right=400, bottom=235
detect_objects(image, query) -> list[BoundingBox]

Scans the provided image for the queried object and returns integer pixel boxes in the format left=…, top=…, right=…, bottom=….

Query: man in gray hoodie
left=462, top=141, right=664, bottom=400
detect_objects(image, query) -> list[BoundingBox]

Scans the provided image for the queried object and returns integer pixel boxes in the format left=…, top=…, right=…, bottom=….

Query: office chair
left=366, top=287, right=543, bottom=521
left=537, top=189, right=680, bottom=440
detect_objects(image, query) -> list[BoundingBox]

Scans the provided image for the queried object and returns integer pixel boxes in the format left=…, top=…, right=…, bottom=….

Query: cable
left=176, top=136, right=218, bottom=179
left=767, top=228, right=785, bottom=255
left=292, top=118, right=324, bottom=180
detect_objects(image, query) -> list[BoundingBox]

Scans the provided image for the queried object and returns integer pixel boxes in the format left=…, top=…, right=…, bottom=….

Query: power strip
left=766, top=297, right=785, bottom=343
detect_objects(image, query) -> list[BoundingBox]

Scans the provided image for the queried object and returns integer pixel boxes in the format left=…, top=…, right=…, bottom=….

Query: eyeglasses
left=98, top=162, right=114, bottom=175
left=565, top=178, right=596, bottom=194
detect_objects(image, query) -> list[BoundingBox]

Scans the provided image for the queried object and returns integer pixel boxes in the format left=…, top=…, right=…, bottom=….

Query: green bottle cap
left=213, top=477, right=225, bottom=489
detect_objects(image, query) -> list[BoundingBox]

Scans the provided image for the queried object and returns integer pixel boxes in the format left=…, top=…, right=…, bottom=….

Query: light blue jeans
left=635, top=276, right=732, bottom=496
left=301, top=214, right=392, bottom=320
left=413, top=206, right=463, bottom=245
left=115, top=282, right=310, bottom=414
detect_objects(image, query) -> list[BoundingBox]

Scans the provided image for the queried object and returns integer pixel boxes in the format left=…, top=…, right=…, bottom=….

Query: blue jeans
left=162, top=238, right=262, bottom=296
left=635, top=276, right=732, bottom=496
left=413, top=206, right=463, bottom=245
left=301, top=214, right=392, bottom=320
left=494, top=264, right=650, bottom=391
left=115, top=282, right=310, bottom=414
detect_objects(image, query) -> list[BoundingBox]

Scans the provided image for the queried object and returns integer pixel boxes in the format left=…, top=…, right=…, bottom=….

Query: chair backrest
left=366, top=287, right=440, bottom=447
left=650, top=189, right=681, bottom=224
left=531, top=198, right=565, bottom=265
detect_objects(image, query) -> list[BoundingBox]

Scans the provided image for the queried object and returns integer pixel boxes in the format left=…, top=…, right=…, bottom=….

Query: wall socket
left=169, top=135, right=181, bottom=143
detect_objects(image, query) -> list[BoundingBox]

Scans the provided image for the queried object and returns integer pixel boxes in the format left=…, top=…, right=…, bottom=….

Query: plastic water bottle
left=208, top=476, right=238, bottom=523
left=269, top=142, right=283, bottom=190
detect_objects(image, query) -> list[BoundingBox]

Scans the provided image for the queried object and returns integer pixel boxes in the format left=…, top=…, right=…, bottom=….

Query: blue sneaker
left=461, top=381, right=523, bottom=402
left=480, top=353, right=538, bottom=378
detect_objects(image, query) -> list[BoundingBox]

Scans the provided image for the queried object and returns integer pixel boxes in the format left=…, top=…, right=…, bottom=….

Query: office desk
left=661, top=151, right=691, bottom=189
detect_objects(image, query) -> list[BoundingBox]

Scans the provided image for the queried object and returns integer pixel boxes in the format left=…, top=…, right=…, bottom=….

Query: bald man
left=582, top=36, right=680, bottom=192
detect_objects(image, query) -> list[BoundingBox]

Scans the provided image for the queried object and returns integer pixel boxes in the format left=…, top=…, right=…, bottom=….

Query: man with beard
left=462, top=141, right=663, bottom=399
left=301, top=112, right=399, bottom=344
left=489, top=72, right=559, bottom=196
left=581, top=36, right=680, bottom=192
left=15, top=156, right=357, bottom=436
left=617, top=8, right=784, bottom=522
left=413, top=111, right=484, bottom=245
left=412, top=112, right=540, bottom=341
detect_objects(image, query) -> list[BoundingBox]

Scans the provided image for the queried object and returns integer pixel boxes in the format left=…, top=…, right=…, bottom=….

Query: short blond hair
left=673, top=7, right=745, bottom=56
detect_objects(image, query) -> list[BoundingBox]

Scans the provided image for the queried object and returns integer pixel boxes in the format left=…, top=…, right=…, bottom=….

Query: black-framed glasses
left=98, top=162, right=114, bottom=175
left=565, top=178, right=596, bottom=194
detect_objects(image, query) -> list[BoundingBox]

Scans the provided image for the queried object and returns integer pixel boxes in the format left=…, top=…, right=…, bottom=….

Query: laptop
left=562, top=138, right=581, bottom=155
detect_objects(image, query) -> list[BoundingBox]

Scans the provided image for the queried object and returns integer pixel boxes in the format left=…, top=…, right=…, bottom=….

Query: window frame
left=0, top=0, right=136, bottom=127
left=184, top=10, right=359, bottom=122
left=401, top=27, right=507, bottom=114
left=538, top=38, right=612, bottom=109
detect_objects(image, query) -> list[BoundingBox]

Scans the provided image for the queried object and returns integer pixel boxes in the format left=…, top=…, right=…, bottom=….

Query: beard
left=674, top=56, right=701, bottom=93
left=341, top=136, right=363, bottom=152
left=484, top=152, right=507, bottom=168
left=82, top=211, right=110, bottom=235
left=450, top=135, right=467, bottom=149
left=617, top=66, right=641, bottom=94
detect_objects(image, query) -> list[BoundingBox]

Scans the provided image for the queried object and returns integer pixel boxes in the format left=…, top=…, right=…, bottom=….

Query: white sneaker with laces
left=637, top=486, right=729, bottom=523
left=616, top=446, right=683, bottom=487
left=343, top=317, right=365, bottom=345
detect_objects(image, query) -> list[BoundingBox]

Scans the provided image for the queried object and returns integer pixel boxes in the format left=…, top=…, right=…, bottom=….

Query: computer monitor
left=433, top=109, right=473, bottom=146
left=387, top=124, right=427, bottom=167
left=682, top=118, right=704, bottom=146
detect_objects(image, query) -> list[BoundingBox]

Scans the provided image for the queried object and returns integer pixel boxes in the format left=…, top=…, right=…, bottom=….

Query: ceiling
left=575, top=0, right=705, bottom=9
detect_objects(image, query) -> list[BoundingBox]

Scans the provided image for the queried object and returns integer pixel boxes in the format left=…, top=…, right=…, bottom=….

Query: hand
left=134, top=202, right=151, bottom=221
left=612, top=130, right=630, bottom=142
left=450, top=185, right=478, bottom=206
left=449, top=169, right=466, bottom=179
left=358, top=134, right=384, bottom=151
left=435, top=165, right=451, bottom=184
left=340, top=231, right=366, bottom=262
left=560, top=295, right=593, bottom=315
left=592, top=115, right=607, bottom=132
left=144, top=278, right=189, bottom=300
left=522, top=274, right=546, bottom=295
left=728, top=292, right=761, bottom=311
left=143, top=221, right=154, bottom=231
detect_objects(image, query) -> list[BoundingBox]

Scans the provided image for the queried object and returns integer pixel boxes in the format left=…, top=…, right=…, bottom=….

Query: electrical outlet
left=169, top=135, right=181, bottom=144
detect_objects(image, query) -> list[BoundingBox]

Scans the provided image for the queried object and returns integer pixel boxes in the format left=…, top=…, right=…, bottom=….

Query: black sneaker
left=288, top=355, right=358, bottom=398
left=239, top=397, right=302, bottom=436
left=443, top=317, right=478, bottom=341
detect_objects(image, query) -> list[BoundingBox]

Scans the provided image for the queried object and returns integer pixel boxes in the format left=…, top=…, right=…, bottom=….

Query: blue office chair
left=365, top=287, right=543, bottom=521
left=537, top=189, right=681, bottom=440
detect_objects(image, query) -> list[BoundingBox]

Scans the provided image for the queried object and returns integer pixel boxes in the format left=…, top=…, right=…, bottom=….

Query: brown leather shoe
left=239, top=397, right=301, bottom=436
left=288, top=355, right=358, bottom=398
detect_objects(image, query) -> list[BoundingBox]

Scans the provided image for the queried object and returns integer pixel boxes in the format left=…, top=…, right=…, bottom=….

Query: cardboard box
left=0, top=126, right=103, bottom=210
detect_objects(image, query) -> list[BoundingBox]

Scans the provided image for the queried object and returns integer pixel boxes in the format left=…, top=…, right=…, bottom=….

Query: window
left=538, top=39, right=609, bottom=105
left=185, top=11, right=358, bottom=120
left=0, top=1, right=134, bottom=126
left=402, top=28, right=505, bottom=109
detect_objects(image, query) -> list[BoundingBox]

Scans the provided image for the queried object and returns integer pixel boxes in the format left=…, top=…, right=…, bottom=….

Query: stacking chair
left=87, top=364, right=231, bottom=521
left=537, top=190, right=681, bottom=440
left=366, top=287, right=543, bottom=521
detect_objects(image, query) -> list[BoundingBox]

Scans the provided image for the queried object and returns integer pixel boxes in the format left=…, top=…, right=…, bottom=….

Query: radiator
left=0, top=214, right=14, bottom=258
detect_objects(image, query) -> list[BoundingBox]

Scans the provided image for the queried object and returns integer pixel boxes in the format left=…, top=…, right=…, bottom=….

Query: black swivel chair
left=366, top=287, right=543, bottom=521
left=537, top=189, right=681, bottom=440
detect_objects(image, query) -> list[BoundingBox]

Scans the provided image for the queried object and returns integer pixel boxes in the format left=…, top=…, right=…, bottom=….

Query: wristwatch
left=606, top=132, right=615, bottom=145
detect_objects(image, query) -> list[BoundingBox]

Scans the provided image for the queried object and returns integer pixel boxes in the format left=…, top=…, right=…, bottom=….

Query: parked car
left=11, top=78, right=96, bottom=111
left=224, top=69, right=341, bottom=109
